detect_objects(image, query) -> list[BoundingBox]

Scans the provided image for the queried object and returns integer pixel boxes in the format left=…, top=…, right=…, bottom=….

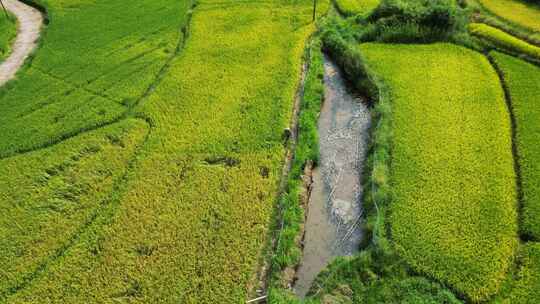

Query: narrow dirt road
left=0, top=0, right=42, bottom=86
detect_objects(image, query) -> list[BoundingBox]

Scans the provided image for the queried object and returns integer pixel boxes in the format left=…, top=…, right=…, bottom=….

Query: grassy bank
left=491, top=52, right=540, bottom=241
left=0, top=11, right=16, bottom=61
left=267, top=38, right=325, bottom=301
left=4, top=0, right=328, bottom=302
left=360, top=43, right=518, bottom=302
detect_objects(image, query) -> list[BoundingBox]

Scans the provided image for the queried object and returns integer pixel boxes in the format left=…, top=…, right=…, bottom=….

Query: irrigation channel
left=294, top=56, right=371, bottom=297
left=0, top=0, right=42, bottom=86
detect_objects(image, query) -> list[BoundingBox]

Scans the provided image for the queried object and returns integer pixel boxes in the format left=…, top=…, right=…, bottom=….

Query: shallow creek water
left=293, top=56, right=371, bottom=297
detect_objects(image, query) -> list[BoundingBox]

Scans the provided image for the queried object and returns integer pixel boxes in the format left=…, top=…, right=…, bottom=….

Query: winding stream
left=294, top=56, right=371, bottom=297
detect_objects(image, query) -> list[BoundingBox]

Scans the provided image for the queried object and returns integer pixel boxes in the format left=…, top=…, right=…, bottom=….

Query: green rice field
left=476, top=0, right=540, bottom=33
left=360, top=43, right=518, bottom=302
left=0, top=0, right=191, bottom=158
left=334, top=0, right=380, bottom=17
left=491, top=51, right=540, bottom=241
left=0, top=0, right=326, bottom=302
left=469, top=23, right=540, bottom=60
left=1, top=0, right=540, bottom=303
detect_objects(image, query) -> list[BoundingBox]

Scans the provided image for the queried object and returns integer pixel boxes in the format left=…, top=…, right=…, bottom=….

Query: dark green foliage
left=320, top=16, right=379, bottom=98
left=361, top=0, right=470, bottom=43
left=309, top=251, right=462, bottom=303
left=369, top=0, right=458, bottom=30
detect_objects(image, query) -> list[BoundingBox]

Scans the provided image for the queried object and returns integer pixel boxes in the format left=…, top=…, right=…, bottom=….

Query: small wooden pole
left=312, top=0, right=317, bottom=22
left=246, top=295, right=267, bottom=304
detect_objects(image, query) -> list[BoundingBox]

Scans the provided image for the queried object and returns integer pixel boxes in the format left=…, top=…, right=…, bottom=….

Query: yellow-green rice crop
left=491, top=51, right=540, bottom=241
left=3, top=0, right=327, bottom=302
left=0, top=0, right=192, bottom=158
left=0, top=119, right=149, bottom=296
left=476, top=0, right=540, bottom=33
left=334, top=0, right=381, bottom=17
left=469, top=23, right=540, bottom=60
left=360, top=43, right=518, bottom=302
left=495, top=243, right=540, bottom=303
left=0, top=11, right=16, bottom=61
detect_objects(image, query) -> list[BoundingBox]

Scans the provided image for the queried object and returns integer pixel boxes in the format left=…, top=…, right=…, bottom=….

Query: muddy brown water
left=293, top=56, right=371, bottom=297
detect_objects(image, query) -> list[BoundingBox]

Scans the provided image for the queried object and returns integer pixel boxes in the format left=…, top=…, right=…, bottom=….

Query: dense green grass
left=476, top=0, right=540, bottom=33
left=268, top=38, right=325, bottom=299
left=2, top=0, right=326, bottom=302
left=334, top=0, right=380, bottom=17
left=360, top=43, right=518, bottom=302
left=0, top=11, right=16, bottom=61
left=470, top=23, right=540, bottom=60
left=307, top=253, right=462, bottom=303
left=0, top=0, right=191, bottom=158
left=491, top=52, right=540, bottom=241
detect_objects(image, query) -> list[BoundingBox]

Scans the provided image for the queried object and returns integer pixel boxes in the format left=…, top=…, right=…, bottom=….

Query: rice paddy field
left=0, top=0, right=326, bottom=302
left=360, top=43, right=518, bottom=302
left=476, top=0, right=540, bottom=33
left=491, top=52, right=540, bottom=241
left=334, top=0, right=381, bottom=17
left=469, top=23, right=540, bottom=60
left=2, top=0, right=540, bottom=303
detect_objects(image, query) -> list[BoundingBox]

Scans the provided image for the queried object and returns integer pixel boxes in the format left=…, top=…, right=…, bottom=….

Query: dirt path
left=0, top=0, right=42, bottom=86
left=294, top=56, right=371, bottom=297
